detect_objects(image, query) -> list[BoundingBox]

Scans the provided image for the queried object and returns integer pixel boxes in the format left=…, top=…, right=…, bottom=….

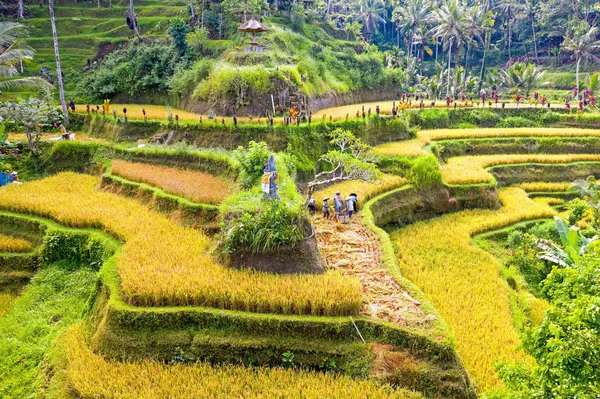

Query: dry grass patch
left=377, top=128, right=600, bottom=157
left=441, top=154, right=600, bottom=184
left=0, top=233, right=32, bottom=253
left=391, top=188, right=556, bottom=390
left=62, top=324, right=421, bottom=399
left=0, top=173, right=361, bottom=316
left=111, top=160, right=233, bottom=204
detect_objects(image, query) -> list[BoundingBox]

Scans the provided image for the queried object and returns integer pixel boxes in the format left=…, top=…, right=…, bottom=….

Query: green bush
left=406, top=155, right=443, bottom=189
left=43, top=141, right=101, bottom=174
left=233, top=141, right=271, bottom=189
left=42, top=231, right=111, bottom=269
left=466, top=109, right=500, bottom=127
left=220, top=200, right=304, bottom=255
left=416, top=109, right=450, bottom=129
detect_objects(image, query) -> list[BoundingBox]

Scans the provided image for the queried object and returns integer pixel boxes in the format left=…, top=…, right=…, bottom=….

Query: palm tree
left=48, top=0, right=69, bottom=126
left=392, top=0, right=432, bottom=57
left=562, top=24, right=600, bottom=100
left=495, top=0, right=522, bottom=61
left=503, top=62, right=547, bottom=96
left=0, top=22, right=50, bottom=92
left=463, top=6, right=485, bottom=75
left=521, top=0, right=540, bottom=64
left=431, top=0, right=465, bottom=97
left=355, top=0, right=387, bottom=42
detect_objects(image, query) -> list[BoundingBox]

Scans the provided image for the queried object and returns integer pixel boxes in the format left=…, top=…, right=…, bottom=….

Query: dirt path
left=313, top=214, right=433, bottom=329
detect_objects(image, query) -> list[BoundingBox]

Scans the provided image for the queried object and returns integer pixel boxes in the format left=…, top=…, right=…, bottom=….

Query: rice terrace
left=2, top=0, right=600, bottom=398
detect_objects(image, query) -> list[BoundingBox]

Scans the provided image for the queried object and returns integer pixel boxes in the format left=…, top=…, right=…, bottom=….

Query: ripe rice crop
left=514, top=182, right=572, bottom=192
left=312, top=175, right=406, bottom=210
left=441, top=154, right=600, bottom=184
left=110, top=160, right=233, bottom=204
left=0, top=173, right=361, bottom=316
left=0, top=293, right=16, bottom=318
left=391, top=188, right=556, bottom=390
left=0, top=233, right=32, bottom=253
left=63, top=324, right=421, bottom=399
left=377, top=128, right=600, bottom=157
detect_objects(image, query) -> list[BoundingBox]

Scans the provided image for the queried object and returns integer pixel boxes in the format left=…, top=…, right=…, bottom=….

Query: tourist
left=350, top=193, right=358, bottom=212
left=69, top=98, right=75, bottom=112
left=322, top=197, right=331, bottom=219
left=306, top=195, right=316, bottom=213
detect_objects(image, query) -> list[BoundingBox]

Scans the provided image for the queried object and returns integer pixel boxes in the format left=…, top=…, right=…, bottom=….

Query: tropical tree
left=503, top=62, right=547, bottom=96
left=520, top=0, right=540, bottom=63
left=495, top=0, right=522, bottom=61
left=571, top=176, right=600, bottom=229
left=354, top=0, right=387, bottom=42
left=462, top=5, right=485, bottom=74
left=392, top=0, right=432, bottom=57
left=18, top=0, right=25, bottom=19
left=562, top=23, right=600, bottom=100
left=0, top=22, right=50, bottom=92
left=308, top=129, right=381, bottom=189
left=127, top=0, right=143, bottom=40
left=536, top=216, right=598, bottom=268
left=48, top=0, right=69, bottom=126
left=431, top=0, right=465, bottom=97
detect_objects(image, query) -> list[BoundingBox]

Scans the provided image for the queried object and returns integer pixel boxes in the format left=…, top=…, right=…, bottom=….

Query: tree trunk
left=129, top=0, right=142, bottom=40
left=325, top=0, right=331, bottom=19
left=190, top=0, right=196, bottom=25
left=446, top=38, right=452, bottom=97
left=507, top=7, right=512, bottom=60
left=98, top=0, right=100, bottom=9
left=49, top=0, right=69, bottom=126
left=478, top=29, right=491, bottom=93
left=18, top=0, right=25, bottom=19
left=576, top=57, right=581, bottom=100
left=531, top=17, right=539, bottom=64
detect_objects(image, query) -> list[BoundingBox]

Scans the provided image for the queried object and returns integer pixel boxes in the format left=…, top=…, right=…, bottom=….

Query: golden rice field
left=312, top=175, right=406, bottom=211
left=0, top=233, right=32, bottom=253
left=73, top=104, right=283, bottom=125
left=514, top=182, right=573, bottom=192
left=0, top=173, right=361, bottom=316
left=376, top=128, right=600, bottom=157
left=391, top=188, right=556, bottom=390
left=313, top=102, right=562, bottom=121
left=111, top=160, right=233, bottom=204
left=441, top=153, right=600, bottom=185
left=62, top=324, right=421, bottom=399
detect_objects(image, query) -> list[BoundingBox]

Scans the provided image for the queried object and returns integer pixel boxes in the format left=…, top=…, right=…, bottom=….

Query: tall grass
left=0, top=173, right=361, bottom=316
left=391, top=188, right=556, bottom=390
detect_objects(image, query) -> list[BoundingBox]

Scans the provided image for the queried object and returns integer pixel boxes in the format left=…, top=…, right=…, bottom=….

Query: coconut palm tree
left=0, top=22, right=50, bottom=92
left=392, top=0, right=432, bottom=57
left=495, top=0, right=522, bottom=61
left=521, top=0, right=540, bottom=63
left=355, top=0, right=387, bottom=42
left=48, top=0, right=69, bottom=126
left=463, top=5, right=485, bottom=74
left=562, top=24, right=600, bottom=100
left=431, top=0, right=465, bottom=97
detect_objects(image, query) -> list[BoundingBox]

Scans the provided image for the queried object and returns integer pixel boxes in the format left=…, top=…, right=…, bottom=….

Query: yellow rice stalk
left=0, top=233, right=32, bottom=253
left=312, top=175, right=406, bottom=210
left=63, top=324, right=421, bottom=399
left=391, top=188, right=556, bottom=390
left=111, top=160, right=233, bottom=204
left=514, top=182, right=573, bottom=192
left=0, top=173, right=361, bottom=316
left=533, top=197, right=565, bottom=206
left=377, top=128, right=600, bottom=157
left=442, top=154, right=600, bottom=185
left=0, top=293, right=16, bottom=317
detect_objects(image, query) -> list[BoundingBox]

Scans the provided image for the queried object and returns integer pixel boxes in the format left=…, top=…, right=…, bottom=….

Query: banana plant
left=536, top=216, right=598, bottom=268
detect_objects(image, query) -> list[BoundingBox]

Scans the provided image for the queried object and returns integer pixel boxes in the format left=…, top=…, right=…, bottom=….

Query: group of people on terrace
left=306, top=191, right=358, bottom=224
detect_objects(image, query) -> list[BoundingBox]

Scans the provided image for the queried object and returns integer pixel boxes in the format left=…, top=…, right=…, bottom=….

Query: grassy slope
left=0, top=264, right=97, bottom=398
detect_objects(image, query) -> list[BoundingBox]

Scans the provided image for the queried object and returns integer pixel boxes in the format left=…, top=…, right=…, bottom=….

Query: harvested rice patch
left=514, top=182, right=573, bottom=192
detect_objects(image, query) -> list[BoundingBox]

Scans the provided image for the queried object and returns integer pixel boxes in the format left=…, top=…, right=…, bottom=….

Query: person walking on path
left=345, top=195, right=355, bottom=218
left=306, top=195, right=316, bottom=213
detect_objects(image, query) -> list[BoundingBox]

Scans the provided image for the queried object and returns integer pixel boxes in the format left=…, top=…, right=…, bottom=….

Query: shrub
left=233, top=141, right=271, bottom=189
left=406, top=155, right=442, bottom=189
